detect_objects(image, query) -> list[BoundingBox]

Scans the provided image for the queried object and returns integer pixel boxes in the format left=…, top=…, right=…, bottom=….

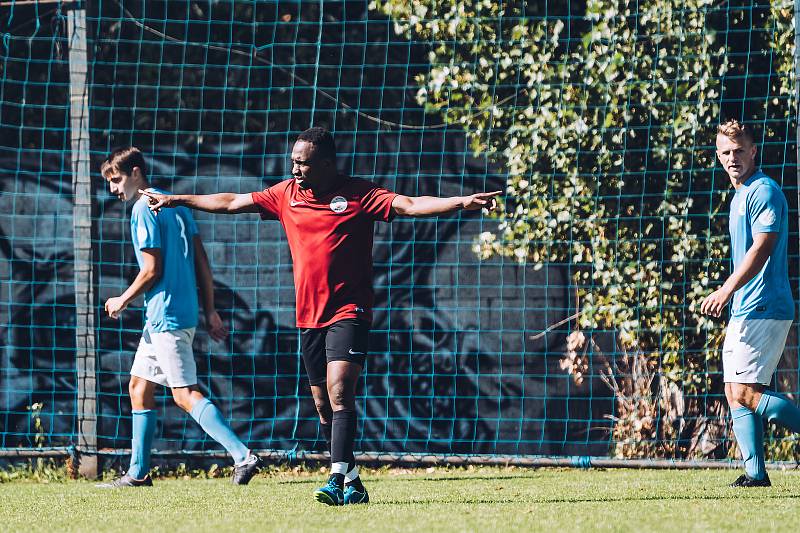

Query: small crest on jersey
left=737, top=201, right=746, bottom=217
left=758, top=208, right=776, bottom=226
left=330, top=196, right=348, bottom=213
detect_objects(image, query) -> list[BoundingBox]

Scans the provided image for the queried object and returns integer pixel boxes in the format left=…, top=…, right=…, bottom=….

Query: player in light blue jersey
left=97, top=147, right=260, bottom=487
left=700, top=120, right=800, bottom=487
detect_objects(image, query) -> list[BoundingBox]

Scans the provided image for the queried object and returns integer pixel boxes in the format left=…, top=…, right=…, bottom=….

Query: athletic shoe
left=232, top=453, right=262, bottom=485
left=314, top=475, right=344, bottom=506
left=343, top=484, right=369, bottom=504
left=96, top=474, right=153, bottom=488
left=730, top=473, right=771, bottom=487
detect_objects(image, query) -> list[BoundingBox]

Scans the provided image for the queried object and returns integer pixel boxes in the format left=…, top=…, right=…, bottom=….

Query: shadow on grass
left=275, top=474, right=541, bottom=485
left=370, top=492, right=800, bottom=505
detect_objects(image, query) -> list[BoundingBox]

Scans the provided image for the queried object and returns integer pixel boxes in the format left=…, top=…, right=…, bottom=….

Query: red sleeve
left=251, top=182, right=286, bottom=220
left=360, top=182, right=398, bottom=222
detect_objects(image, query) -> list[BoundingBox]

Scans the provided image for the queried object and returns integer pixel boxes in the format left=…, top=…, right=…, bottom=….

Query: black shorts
left=300, top=318, right=370, bottom=386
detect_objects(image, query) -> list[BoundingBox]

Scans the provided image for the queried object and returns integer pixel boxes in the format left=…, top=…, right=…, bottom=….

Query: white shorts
left=722, top=319, right=792, bottom=385
left=130, top=328, right=197, bottom=388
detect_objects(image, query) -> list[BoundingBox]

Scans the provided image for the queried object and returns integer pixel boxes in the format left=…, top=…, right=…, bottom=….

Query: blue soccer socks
left=731, top=406, right=767, bottom=481
left=190, top=398, right=249, bottom=464
left=756, top=390, right=800, bottom=433
left=128, top=409, right=157, bottom=480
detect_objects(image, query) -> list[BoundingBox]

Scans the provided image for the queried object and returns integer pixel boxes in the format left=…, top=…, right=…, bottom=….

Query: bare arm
left=700, top=232, right=778, bottom=317
left=139, top=189, right=259, bottom=214
left=391, top=191, right=502, bottom=217
left=104, top=248, right=161, bottom=319
left=193, top=235, right=228, bottom=342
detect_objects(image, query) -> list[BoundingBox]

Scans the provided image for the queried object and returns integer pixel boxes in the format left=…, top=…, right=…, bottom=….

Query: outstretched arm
left=105, top=248, right=161, bottom=319
left=139, top=189, right=259, bottom=215
left=391, top=190, right=502, bottom=217
left=699, top=232, right=777, bottom=317
left=193, top=235, right=228, bottom=342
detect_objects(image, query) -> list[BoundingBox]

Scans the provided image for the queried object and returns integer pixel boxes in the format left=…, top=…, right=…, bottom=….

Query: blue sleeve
left=131, top=202, right=162, bottom=250
left=749, top=184, right=784, bottom=234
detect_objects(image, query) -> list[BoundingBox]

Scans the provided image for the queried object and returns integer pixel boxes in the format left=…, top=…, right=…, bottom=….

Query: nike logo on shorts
left=290, top=200, right=305, bottom=207
left=348, top=348, right=365, bottom=355
left=735, top=370, right=747, bottom=375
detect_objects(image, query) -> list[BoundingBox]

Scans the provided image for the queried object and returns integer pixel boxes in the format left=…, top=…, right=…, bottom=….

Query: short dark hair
left=101, top=146, right=147, bottom=178
left=296, top=127, right=336, bottom=161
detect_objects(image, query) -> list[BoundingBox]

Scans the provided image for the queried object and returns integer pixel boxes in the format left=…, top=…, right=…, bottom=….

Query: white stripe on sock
left=331, top=462, right=348, bottom=475
left=234, top=451, right=254, bottom=467
left=345, top=465, right=359, bottom=482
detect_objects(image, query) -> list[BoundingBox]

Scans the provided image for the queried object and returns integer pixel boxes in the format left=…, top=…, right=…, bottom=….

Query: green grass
left=2, top=467, right=800, bottom=532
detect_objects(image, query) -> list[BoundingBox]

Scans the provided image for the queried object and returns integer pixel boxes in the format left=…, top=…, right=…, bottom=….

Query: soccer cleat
left=314, top=475, right=344, bottom=506
left=96, top=474, right=153, bottom=488
left=730, top=472, right=771, bottom=487
left=232, top=453, right=262, bottom=485
left=343, top=484, right=369, bottom=504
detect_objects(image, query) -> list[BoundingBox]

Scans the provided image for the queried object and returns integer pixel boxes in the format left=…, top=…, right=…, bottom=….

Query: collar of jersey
left=734, top=170, right=763, bottom=194
left=293, top=176, right=349, bottom=202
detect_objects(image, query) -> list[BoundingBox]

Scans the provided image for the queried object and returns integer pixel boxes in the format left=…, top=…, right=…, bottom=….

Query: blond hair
left=717, top=119, right=754, bottom=144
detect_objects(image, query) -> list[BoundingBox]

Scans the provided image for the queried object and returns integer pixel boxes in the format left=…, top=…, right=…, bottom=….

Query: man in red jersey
left=142, top=127, right=501, bottom=505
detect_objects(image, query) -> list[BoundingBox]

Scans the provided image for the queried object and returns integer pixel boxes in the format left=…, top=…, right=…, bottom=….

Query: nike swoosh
left=348, top=348, right=365, bottom=355
left=735, top=370, right=747, bottom=375
left=290, top=200, right=305, bottom=206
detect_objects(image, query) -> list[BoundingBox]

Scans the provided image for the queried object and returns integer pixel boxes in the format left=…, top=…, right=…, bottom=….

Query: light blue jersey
left=130, top=188, right=199, bottom=332
left=728, top=171, right=793, bottom=320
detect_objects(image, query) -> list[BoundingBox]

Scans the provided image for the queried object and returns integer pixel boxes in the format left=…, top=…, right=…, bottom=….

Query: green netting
left=1, top=0, right=799, bottom=464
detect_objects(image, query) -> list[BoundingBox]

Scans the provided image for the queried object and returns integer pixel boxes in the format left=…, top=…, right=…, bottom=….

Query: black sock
left=323, top=420, right=359, bottom=487
left=329, top=472, right=345, bottom=488
left=320, top=422, right=332, bottom=452
left=331, top=409, right=357, bottom=486
left=347, top=474, right=365, bottom=492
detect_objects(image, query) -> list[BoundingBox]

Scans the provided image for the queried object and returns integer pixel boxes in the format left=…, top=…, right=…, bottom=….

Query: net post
left=68, top=6, right=98, bottom=480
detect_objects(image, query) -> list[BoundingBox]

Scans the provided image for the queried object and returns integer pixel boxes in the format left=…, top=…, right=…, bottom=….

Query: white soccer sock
left=345, top=465, right=359, bottom=482
left=331, top=461, right=349, bottom=475
left=234, top=450, right=254, bottom=467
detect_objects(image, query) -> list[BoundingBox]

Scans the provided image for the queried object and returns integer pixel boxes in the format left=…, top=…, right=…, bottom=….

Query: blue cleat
left=343, top=484, right=369, bottom=504
left=314, top=475, right=344, bottom=506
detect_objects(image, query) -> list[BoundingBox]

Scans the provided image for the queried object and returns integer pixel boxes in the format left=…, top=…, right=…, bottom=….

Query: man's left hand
left=205, top=310, right=229, bottom=342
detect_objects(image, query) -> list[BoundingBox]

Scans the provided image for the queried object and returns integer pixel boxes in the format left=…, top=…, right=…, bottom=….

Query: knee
left=129, top=378, right=146, bottom=402
left=314, top=398, right=332, bottom=422
left=327, top=382, right=353, bottom=411
left=171, top=389, right=194, bottom=412
left=728, top=384, right=760, bottom=410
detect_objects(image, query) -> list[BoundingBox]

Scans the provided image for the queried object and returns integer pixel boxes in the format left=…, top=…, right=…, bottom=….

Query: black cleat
left=96, top=474, right=153, bottom=488
left=730, top=472, right=771, bottom=487
left=232, top=453, right=262, bottom=485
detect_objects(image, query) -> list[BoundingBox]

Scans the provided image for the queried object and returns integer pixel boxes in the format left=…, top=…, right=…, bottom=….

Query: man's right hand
left=139, top=189, right=173, bottom=213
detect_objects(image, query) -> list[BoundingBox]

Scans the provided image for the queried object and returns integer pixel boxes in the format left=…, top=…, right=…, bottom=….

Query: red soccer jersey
left=251, top=176, right=398, bottom=328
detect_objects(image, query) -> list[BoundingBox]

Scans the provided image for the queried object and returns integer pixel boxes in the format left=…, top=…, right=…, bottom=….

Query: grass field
left=2, top=467, right=800, bottom=532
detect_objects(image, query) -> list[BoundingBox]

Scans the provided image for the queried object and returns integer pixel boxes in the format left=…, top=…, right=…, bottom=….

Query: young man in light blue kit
left=700, top=119, right=800, bottom=487
left=97, top=147, right=260, bottom=487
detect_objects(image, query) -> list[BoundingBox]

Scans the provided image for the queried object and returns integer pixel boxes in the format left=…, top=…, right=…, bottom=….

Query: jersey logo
left=737, top=201, right=746, bottom=217
left=290, top=200, right=306, bottom=207
left=758, top=208, right=776, bottom=226
left=330, top=196, right=348, bottom=213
